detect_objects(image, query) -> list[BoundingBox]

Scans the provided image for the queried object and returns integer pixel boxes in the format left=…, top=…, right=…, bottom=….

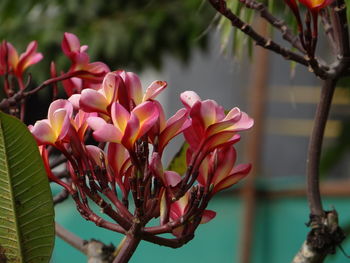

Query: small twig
left=207, top=0, right=331, bottom=79
left=333, top=0, right=350, bottom=57
left=0, top=70, right=103, bottom=111
left=239, top=0, right=305, bottom=53
left=320, top=9, right=337, bottom=53
left=208, top=0, right=308, bottom=66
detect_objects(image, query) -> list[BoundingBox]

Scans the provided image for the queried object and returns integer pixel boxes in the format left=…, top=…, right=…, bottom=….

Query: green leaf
left=0, top=112, right=54, bottom=263
left=167, top=142, right=189, bottom=176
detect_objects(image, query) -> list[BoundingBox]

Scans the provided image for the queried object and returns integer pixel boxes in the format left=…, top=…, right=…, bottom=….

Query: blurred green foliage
left=0, top=0, right=213, bottom=79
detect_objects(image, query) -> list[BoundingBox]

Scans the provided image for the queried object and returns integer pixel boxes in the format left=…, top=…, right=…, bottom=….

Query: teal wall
left=52, top=190, right=350, bottom=263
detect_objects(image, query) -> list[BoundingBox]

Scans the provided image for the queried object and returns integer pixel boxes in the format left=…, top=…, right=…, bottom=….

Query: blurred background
left=2, top=0, right=350, bottom=262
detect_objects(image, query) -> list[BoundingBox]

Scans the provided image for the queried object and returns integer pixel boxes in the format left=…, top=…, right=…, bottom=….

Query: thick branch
left=307, top=79, right=336, bottom=217
left=56, top=223, right=116, bottom=263
left=291, top=210, right=345, bottom=263
left=113, top=235, right=141, bottom=263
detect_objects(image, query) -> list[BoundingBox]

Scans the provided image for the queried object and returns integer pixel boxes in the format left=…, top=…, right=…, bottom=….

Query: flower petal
left=17, top=41, right=43, bottom=74
left=122, top=113, right=140, bottom=149
left=200, top=210, right=216, bottom=224
left=48, top=99, right=73, bottom=124
left=125, top=72, right=143, bottom=105
left=132, top=101, right=159, bottom=138
left=202, top=132, right=240, bottom=154
left=212, top=164, right=251, bottom=194
left=80, top=89, right=109, bottom=114
left=107, top=142, right=129, bottom=177
left=62, top=32, right=81, bottom=56
left=180, top=91, right=201, bottom=109
left=232, top=112, right=254, bottom=131
left=30, top=120, right=56, bottom=145
left=158, top=108, right=190, bottom=153
left=164, top=171, right=182, bottom=187
left=102, top=72, right=120, bottom=104
left=68, top=94, right=81, bottom=109
left=111, top=102, right=130, bottom=132
left=143, top=80, right=167, bottom=101
left=212, top=147, right=236, bottom=186
left=86, top=145, right=104, bottom=167
left=92, top=123, right=122, bottom=143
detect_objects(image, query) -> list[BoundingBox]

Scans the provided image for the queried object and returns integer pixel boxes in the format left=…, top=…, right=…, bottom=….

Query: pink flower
left=197, top=146, right=251, bottom=196
left=114, top=70, right=167, bottom=111
left=29, top=100, right=73, bottom=145
left=149, top=102, right=191, bottom=155
left=70, top=110, right=97, bottom=141
left=168, top=192, right=216, bottom=236
left=150, top=152, right=182, bottom=187
left=107, top=143, right=132, bottom=197
left=70, top=72, right=122, bottom=114
left=61, top=32, right=110, bottom=96
left=0, top=40, right=43, bottom=82
left=87, top=101, right=159, bottom=150
left=181, top=91, right=253, bottom=155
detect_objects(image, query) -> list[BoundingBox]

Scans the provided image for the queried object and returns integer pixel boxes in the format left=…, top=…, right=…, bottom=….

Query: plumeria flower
left=196, top=146, right=251, bottom=196
left=87, top=101, right=159, bottom=150
left=69, top=72, right=121, bottom=114
left=149, top=102, right=191, bottom=155
left=181, top=91, right=253, bottom=157
left=0, top=40, right=43, bottom=84
left=61, top=32, right=110, bottom=96
left=107, top=143, right=132, bottom=197
left=72, top=70, right=167, bottom=116
left=0, top=41, right=8, bottom=75
left=70, top=110, right=98, bottom=141
left=115, top=70, right=167, bottom=111
left=168, top=192, right=216, bottom=237
left=29, top=99, right=73, bottom=145
left=150, top=152, right=182, bottom=188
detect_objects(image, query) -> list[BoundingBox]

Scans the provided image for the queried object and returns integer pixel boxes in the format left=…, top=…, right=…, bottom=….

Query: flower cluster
left=28, top=33, right=253, bottom=247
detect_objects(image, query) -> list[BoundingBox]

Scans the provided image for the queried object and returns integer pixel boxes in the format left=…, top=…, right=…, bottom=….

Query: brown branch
left=292, top=210, right=345, bottom=263
left=320, top=9, right=337, bottom=53
left=141, top=233, right=194, bottom=248
left=113, top=221, right=142, bottom=263
left=113, top=235, right=141, bottom=263
left=307, top=79, right=336, bottom=218
left=208, top=0, right=307, bottom=64
left=55, top=223, right=115, bottom=263
left=239, top=0, right=305, bottom=53
left=0, top=70, right=103, bottom=111
left=207, top=0, right=332, bottom=79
